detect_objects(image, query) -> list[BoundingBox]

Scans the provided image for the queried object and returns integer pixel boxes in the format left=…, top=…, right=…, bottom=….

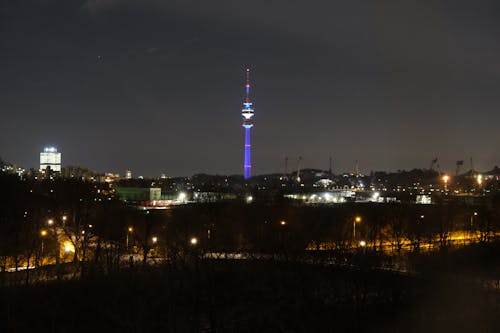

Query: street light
left=353, top=216, right=362, bottom=241
left=46, top=219, right=60, bottom=264
left=190, top=237, right=198, bottom=245
left=152, top=236, right=158, bottom=244
left=40, top=230, right=47, bottom=254
left=280, top=220, right=287, bottom=226
left=126, top=227, right=133, bottom=250
left=442, top=174, right=450, bottom=192
left=470, top=212, right=478, bottom=243
left=359, top=240, right=366, bottom=247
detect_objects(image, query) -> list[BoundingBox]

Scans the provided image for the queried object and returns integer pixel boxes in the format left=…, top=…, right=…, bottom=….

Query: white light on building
left=40, top=147, right=61, bottom=172
left=416, top=195, right=432, bottom=204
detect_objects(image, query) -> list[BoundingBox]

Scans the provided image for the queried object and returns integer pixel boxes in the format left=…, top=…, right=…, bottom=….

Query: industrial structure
left=241, top=68, right=255, bottom=179
left=40, top=147, right=61, bottom=172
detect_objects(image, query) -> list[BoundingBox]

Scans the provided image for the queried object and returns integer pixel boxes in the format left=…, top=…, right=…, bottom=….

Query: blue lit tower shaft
left=244, top=127, right=251, bottom=178
left=242, top=68, right=254, bottom=179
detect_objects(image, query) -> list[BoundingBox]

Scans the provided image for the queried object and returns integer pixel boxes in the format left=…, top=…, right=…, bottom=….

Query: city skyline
left=2, top=1, right=500, bottom=176
left=5, top=145, right=500, bottom=179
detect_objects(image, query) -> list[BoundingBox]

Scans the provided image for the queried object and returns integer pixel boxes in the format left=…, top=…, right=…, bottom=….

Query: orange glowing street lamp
left=40, top=229, right=48, bottom=257
left=353, top=216, right=362, bottom=240
left=126, top=227, right=133, bottom=250
left=442, top=174, right=450, bottom=192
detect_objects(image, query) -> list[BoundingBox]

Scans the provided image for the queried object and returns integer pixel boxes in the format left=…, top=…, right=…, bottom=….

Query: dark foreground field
left=1, top=259, right=499, bottom=333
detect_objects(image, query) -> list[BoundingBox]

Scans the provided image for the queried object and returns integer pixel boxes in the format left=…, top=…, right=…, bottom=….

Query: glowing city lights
left=178, top=192, right=187, bottom=202
left=63, top=241, right=75, bottom=253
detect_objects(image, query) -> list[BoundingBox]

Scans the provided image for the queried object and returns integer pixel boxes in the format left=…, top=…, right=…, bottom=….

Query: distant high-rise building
left=40, top=147, right=61, bottom=172
left=241, top=68, right=255, bottom=179
left=125, top=170, right=132, bottom=179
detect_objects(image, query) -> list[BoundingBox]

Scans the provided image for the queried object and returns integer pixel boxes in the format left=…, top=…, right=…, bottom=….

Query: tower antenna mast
left=245, top=68, right=251, bottom=103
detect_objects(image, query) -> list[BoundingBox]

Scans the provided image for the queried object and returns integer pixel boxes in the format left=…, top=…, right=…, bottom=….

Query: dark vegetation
left=1, top=260, right=500, bottom=332
left=1, top=173, right=500, bottom=332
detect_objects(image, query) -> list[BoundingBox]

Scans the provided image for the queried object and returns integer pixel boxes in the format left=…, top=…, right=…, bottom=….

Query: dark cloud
left=1, top=1, right=500, bottom=176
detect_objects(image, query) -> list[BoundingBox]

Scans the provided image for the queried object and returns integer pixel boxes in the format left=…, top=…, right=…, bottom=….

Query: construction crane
left=296, top=156, right=302, bottom=182
left=436, top=163, right=442, bottom=177
left=429, top=157, right=438, bottom=171
left=470, top=157, right=475, bottom=177
left=282, top=156, right=288, bottom=180
left=455, top=160, right=464, bottom=176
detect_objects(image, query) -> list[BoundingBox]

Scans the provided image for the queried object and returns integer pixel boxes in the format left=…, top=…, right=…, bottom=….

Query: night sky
left=2, top=1, right=500, bottom=177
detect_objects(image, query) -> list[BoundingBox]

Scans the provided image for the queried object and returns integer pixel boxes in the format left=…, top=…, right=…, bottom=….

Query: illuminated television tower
left=242, top=68, right=254, bottom=179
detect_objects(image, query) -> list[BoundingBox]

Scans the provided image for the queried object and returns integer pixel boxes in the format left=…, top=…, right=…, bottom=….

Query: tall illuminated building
left=241, top=68, right=255, bottom=179
left=40, top=147, right=61, bottom=172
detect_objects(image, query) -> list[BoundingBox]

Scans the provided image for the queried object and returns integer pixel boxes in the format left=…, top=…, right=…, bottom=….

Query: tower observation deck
left=242, top=68, right=254, bottom=179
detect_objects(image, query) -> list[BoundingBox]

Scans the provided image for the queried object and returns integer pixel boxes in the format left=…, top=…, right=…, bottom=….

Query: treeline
left=1, top=173, right=500, bottom=284
left=162, top=200, right=500, bottom=253
left=0, top=173, right=126, bottom=279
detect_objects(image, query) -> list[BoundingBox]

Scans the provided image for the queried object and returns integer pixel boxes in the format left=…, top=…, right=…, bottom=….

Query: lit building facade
left=115, top=187, right=161, bottom=201
left=40, top=147, right=61, bottom=172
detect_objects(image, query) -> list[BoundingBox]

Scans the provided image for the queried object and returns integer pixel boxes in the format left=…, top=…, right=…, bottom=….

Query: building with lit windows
left=40, top=147, right=61, bottom=172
